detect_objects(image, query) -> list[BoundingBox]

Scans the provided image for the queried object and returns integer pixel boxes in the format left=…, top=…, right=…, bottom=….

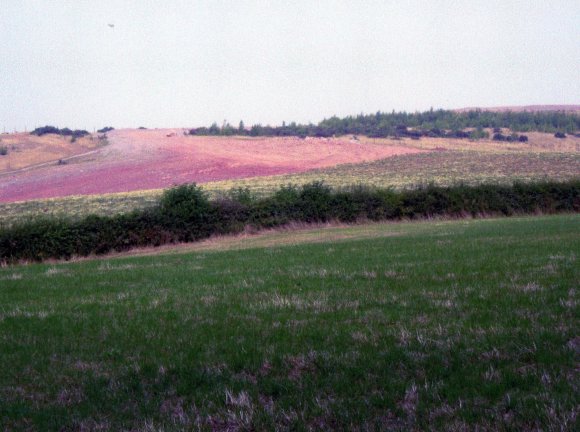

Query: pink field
left=0, top=129, right=425, bottom=203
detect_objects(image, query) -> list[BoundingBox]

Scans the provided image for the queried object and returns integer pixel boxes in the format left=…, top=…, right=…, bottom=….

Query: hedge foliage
left=1, top=180, right=578, bottom=263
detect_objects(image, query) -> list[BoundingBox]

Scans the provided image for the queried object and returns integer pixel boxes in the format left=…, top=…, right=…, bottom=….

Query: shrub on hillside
left=469, top=129, right=489, bottom=140
left=69, top=129, right=89, bottom=138
left=210, top=187, right=258, bottom=233
left=250, top=185, right=301, bottom=227
left=506, top=133, right=520, bottom=142
left=31, top=126, right=89, bottom=138
left=448, top=130, right=470, bottom=139
left=328, top=185, right=402, bottom=222
left=492, top=133, right=506, bottom=141
left=297, top=181, right=333, bottom=222
left=157, top=183, right=215, bottom=242
left=31, top=126, right=60, bottom=136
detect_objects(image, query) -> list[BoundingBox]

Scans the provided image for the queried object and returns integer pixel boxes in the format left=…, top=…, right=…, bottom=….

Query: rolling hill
left=0, top=129, right=423, bottom=203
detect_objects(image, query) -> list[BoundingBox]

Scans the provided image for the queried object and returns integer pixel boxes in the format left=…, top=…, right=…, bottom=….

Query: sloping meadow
left=0, top=215, right=578, bottom=430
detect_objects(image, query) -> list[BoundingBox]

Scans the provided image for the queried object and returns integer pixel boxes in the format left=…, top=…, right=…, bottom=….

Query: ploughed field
left=0, top=129, right=423, bottom=203
left=0, top=215, right=578, bottom=430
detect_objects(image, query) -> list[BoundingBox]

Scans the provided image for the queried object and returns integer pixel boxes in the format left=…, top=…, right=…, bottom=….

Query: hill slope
left=0, top=129, right=423, bottom=203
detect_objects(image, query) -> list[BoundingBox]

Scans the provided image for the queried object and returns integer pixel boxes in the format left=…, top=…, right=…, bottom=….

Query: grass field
left=1, top=149, right=579, bottom=227
left=1, top=215, right=578, bottom=430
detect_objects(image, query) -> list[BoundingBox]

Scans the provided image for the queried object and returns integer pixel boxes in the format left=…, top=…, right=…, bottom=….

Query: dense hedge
left=1, top=180, right=578, bottom=263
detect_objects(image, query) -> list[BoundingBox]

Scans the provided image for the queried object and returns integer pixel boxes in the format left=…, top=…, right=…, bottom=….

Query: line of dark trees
left=31, top=126, right=90, bottom=139
left=188, top=109, right=579, bottom=139
left=1, top=180, right=578, bottom=263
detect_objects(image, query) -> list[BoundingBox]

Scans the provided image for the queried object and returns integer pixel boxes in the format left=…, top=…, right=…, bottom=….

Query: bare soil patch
left=0, top=130, right=424, bottom=202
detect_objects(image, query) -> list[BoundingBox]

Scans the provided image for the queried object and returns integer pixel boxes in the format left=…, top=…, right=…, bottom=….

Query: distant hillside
left=455, top=105, right=580, bottom=114
left=0, top=130, right=422, bottom=202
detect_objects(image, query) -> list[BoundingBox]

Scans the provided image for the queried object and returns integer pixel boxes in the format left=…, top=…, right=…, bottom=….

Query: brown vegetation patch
left=63, top=220, right=403, bottom=262
left=0, top=132, right=101, bottom=173
left=286, top=352, right=318, bottom=382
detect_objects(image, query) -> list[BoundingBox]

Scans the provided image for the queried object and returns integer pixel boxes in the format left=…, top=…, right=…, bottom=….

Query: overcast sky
left=1, top=0, right=579, bottom=131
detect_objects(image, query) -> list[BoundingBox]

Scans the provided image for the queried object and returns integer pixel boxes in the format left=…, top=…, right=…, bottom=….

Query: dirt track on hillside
left=0, top=130, right=425, bottom=202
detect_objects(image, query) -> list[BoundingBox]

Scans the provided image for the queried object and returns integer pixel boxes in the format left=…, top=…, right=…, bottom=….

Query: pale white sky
left=1, top=0, right=579, bottom=131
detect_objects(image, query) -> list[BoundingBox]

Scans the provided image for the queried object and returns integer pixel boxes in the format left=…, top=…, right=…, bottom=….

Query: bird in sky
left=108, top=23, right=115, bottom=28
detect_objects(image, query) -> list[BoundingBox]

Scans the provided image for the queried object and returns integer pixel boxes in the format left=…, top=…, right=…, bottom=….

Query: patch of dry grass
left=0, top=132, right=105, bottom=173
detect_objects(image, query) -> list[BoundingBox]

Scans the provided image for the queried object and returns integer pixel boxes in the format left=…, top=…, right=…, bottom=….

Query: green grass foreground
left=1, top=215, right=579, bottom=431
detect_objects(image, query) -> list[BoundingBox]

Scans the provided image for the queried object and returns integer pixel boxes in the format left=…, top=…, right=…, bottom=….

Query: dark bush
left=448, top=130, right=469, bottom=139
left=157, top=183, right=214, bottom=242
left=97, top=127, right=114, bottom=133
left=407, top=130, right=423, bottom=140
left=554, top=132, right=566, bottom=138
left=0, top=146, right=7, bottom=155
left=493, top=133, right=506, bottom=141
left=31, top=126, right=60, bottom=136
left=210, top=188, right=256, bottom=233
left=329, top=185, right=401, bottom=222
left=469, top=129, right=489, bottom=140
left=506, top=133, right=518, bottom=142
left=250, top=185, right=301, bottom=227
left=429, top=128, right=444, bottom=137
left=30, top=126, right=89, bottom=138
left=518, top=135, right=528, bottom=142
left=297, top=181, right=333, bottom=222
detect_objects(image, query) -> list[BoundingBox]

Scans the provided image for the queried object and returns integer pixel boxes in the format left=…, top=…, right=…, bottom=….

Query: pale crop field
left=204, top=150, right=580, bottom=196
